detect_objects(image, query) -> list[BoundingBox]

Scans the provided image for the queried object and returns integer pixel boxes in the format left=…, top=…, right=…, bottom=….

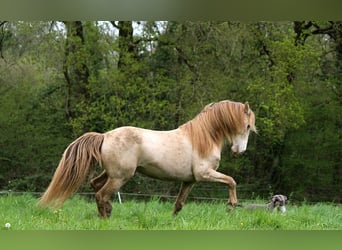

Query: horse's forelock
left=249, top=111, right=257, bottom=132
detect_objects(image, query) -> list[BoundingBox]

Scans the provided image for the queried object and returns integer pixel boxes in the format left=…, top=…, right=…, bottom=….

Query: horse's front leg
left=227, top=180, right=238, bottom=208
left=195, top=168, right=238, bottom=207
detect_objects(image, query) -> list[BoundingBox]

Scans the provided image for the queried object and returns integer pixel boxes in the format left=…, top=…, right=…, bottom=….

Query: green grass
left=0, top=194, right=341, bottom=230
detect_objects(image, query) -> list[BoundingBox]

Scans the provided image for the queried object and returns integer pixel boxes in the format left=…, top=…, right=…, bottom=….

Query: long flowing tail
left=39, top=132, right=104, bottom=208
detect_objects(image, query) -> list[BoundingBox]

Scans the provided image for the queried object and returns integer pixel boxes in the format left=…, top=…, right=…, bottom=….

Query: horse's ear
left=244, top=102, right=250, bottom=114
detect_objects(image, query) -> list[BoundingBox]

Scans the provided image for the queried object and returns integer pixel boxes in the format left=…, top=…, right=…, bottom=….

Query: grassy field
left=0, top=194, right=341, bottom=230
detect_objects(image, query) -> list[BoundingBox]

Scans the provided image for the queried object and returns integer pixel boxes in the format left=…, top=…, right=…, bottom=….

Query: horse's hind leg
left=173, top=181, right=195, bottom=215
left=95, top=176, right=129, bottom=218
left=90, top=170, right=108, bottom=192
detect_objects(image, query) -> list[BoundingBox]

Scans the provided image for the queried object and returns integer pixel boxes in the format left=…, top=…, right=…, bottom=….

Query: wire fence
left=0, top=190, right=245, bottom=202
left=1, top=187, right=340, bottom=205
left=1, top=171, right=340, bottom=204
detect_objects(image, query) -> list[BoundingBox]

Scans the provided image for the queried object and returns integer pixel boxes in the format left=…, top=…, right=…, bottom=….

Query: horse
left=39, top=100, right=256, bottom=218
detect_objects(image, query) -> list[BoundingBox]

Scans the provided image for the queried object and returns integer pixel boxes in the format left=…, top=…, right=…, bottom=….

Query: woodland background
left=0, top=21, right=340, bottom=202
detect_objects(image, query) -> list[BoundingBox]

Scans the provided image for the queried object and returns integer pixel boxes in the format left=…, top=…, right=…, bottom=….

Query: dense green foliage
left=0, top=21, right=340, bottom=202
left=0, top=194, right=340, bottom=230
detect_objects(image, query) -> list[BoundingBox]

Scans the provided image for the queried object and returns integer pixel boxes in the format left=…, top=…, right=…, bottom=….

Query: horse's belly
left=136, top=162, right=194, bottom=182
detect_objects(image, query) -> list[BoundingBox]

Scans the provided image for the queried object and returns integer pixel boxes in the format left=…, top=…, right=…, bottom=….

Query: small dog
left=243, top=194, right=287, bottom=213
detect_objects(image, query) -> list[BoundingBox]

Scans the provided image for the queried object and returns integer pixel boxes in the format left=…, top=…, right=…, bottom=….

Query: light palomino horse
left=39, top=100, right=256, bottom=218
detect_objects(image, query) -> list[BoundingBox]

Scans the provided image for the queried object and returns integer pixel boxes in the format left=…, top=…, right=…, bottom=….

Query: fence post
left=117, top=192, right=122, bottom=204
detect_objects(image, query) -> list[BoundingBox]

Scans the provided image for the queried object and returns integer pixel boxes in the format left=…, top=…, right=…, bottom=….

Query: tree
left=62, top=21, right=90, bottom=122
left=294, top=21, right=342, bottom=102
left=0, top=22, right=70, bottom=190
left=110, top=21, right=136, bottom=69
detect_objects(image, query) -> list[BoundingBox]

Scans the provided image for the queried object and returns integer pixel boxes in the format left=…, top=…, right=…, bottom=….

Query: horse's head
left=230, top=102, right=256, bottom=154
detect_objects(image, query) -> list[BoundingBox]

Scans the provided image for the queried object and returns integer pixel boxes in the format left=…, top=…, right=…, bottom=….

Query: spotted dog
left=243, top=194, right=287, bottom=213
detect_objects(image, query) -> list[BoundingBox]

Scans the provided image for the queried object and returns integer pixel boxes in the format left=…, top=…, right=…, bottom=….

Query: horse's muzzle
left=231, top=145, right=245, bottom=155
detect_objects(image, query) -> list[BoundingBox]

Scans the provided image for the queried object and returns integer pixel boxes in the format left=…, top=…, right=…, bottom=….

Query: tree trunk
left=111, top=21, right=135, bottom=69
left=62, top=21, right=90, bottom=120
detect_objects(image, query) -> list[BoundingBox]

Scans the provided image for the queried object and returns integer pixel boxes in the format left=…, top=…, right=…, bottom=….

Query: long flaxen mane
left=180, top=100, right=254, bottom=158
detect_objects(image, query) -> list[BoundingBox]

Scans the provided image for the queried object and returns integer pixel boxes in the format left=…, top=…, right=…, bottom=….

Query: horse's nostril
left=231, top=145, right=239, bottom=153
